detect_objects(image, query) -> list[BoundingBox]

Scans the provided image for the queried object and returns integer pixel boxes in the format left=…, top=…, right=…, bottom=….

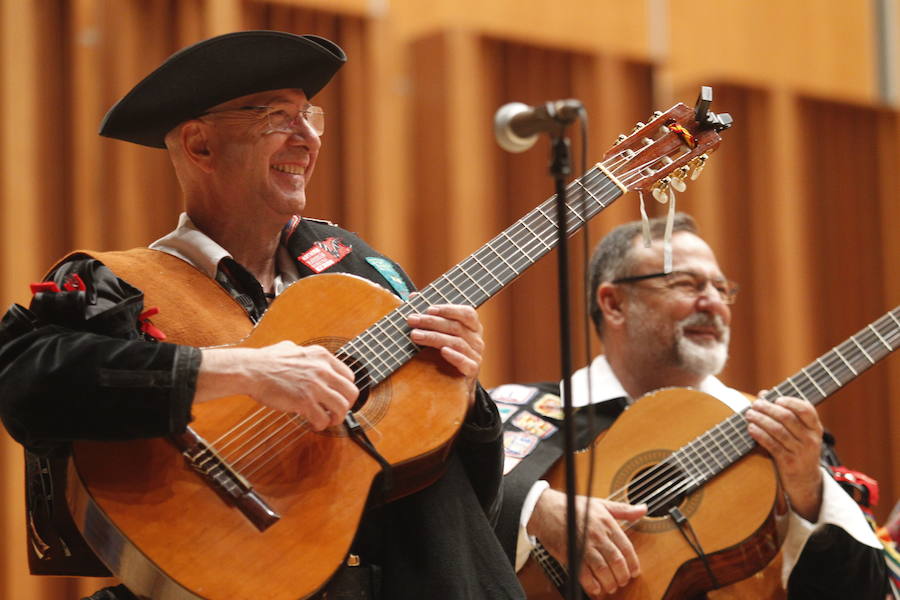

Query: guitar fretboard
left=338, top=166, right=624, bottom=385
left=665, top=307, right=900, bottom=493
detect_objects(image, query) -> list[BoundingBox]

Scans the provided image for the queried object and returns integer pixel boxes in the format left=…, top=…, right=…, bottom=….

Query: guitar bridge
left=172, top=427, right=280, bottom=531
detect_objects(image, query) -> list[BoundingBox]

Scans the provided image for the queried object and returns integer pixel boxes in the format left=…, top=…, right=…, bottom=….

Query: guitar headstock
left=601, top=86, right=732, bottom=199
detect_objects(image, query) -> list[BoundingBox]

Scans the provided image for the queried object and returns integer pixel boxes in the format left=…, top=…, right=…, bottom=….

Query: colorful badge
left=298, top=237, right=352, bottom=273
left=365, top=257, right=410, bottom=300
left=490, top=384, right=539, bottom=406
left=532, top=393, right=564, bottom=421
left=511, top=411, right=557, bottom=439
left=503, top=430, right=539, bottom=459
left=495, top=402, right=519, bottom=423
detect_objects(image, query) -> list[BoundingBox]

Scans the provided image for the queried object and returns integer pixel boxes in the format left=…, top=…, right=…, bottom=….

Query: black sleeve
left=454, top=384, right=506, bottom=521
left=786, top=525, right=890, bottom=599
left=782, top=433, right=892, bottom=598
left=0, top=257, right=201, bottom=456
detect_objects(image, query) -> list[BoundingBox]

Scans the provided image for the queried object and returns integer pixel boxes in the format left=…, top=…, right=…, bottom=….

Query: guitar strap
left=494, top=382, right=628, bottom=565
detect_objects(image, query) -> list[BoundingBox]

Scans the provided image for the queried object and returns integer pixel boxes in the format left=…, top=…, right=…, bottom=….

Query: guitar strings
left=200, top=145, right=691, bottom=478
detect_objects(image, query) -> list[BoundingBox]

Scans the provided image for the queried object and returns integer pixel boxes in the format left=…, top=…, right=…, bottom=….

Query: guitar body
left=67, top=273, right=469, bottom=600
left=522, top=388, right=788, bottom=600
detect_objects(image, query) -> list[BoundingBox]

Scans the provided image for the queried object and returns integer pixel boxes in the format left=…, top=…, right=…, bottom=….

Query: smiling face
left=620, top=231, right=732, bottom=377
left=200, top=88, right=321, bottom=223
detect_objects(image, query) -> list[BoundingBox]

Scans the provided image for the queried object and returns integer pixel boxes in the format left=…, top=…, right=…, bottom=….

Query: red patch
left=298, top=237, right=352, bottom=273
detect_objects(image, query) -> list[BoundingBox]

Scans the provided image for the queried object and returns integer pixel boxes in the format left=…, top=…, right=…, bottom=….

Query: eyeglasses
left=201, top=102, right=326, bottom=136
left=612, top=270, right=739, bottom=305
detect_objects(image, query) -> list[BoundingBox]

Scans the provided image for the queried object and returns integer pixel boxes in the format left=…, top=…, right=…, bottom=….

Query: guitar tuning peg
left=669, top=175, right=687, bottom=193
left=688, top=154, right=708, bottom=180
left=651, top=110, right=664, bottom=120
left=615, top=133, right=628, bottom=143
left=632, top=121, right=646, bottom=132
left=651, top=178, right=669, bottom=203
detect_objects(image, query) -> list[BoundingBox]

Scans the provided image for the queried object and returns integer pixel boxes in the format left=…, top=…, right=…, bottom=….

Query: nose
left=286, top=120, right=321, bottom=150
left=695, top=289, right=731, bottom=323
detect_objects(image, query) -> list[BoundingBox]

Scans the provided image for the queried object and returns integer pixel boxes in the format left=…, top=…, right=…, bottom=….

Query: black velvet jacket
left=0, top=218, right=524, bottom=600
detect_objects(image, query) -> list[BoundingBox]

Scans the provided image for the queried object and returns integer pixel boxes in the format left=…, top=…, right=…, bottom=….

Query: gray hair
left=588, top=212, right=699, bottom=338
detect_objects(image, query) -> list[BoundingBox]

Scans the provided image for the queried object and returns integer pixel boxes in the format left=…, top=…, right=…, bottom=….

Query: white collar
left=567, top=355, right=750, bottom=413
left=149, top=212, right=299, bottom=295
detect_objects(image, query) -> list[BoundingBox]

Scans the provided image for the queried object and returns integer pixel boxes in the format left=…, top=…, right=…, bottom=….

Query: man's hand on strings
left=745, top=393, right=824, bottom=522
left=196, top=342, right=359, bottom=431
left=528, top=488, right=647, bottom=598
left=407, top=304, right=484, bottom=408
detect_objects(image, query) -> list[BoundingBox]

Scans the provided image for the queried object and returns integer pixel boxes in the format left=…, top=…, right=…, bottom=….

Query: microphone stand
left=548, top=130, right=581, bottom=600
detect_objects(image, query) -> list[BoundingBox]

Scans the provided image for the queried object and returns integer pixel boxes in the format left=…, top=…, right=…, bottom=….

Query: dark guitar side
left=67, top=273, right=470, bottom=600
left=520, top=388, right=788, bottom=600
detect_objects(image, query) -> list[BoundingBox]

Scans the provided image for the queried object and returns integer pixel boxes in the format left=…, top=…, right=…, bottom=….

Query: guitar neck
left=670, top=306, right=900, bottom=492
left=764, top=307, right=900, bottom=406
left=338, top=165, right=625, bottom=387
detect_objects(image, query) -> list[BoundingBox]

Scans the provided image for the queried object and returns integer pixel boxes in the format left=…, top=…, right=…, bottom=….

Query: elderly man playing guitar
left=492, top=213, right=891, bottom=599
left=0, top=31, right=525, bottom=600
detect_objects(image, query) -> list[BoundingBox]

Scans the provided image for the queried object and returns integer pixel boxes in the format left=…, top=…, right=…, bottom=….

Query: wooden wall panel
left=0, top=1, right=898, bottom=597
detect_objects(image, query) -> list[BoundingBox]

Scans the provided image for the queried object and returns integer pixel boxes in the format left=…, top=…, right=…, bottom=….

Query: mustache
left=678, top=312, right=729, bottom=338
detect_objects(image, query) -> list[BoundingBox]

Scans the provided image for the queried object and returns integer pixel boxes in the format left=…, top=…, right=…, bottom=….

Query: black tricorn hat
left=99, top=30, right=347, bottom=149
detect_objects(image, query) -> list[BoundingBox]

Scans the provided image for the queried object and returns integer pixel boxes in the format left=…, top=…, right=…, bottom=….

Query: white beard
left=625, top=301, right=730, bottom=378
left=674, top=319, right=729, bottom=376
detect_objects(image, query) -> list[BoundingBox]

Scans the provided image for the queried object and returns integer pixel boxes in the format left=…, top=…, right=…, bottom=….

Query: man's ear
left=181, top=121, right=214, bottom=173
left=597, top=282, right=627, bottom=330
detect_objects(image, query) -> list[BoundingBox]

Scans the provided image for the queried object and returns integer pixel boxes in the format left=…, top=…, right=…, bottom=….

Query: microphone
left=493, top=99, right=584, bottom=153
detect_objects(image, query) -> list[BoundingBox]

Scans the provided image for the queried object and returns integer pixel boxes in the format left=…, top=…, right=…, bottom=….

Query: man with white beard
left=491, top=213, right=889, bottom=599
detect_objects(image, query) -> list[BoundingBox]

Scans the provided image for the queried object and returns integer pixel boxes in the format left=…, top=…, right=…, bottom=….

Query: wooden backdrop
left=1, top=0, right=897, bottom=597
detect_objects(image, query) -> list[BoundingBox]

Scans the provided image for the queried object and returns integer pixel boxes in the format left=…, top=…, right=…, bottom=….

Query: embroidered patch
left=495, top=402, right=519, bottom=423
left=490, top=384, right=539, bottom=406
left=503, top=430, right=539, bottom=459
left=365, top=257, right=410, bottom=300
left=512, top=411, right=557, bottom=439
left=532, top=393, right=564, bottom=421
left=298, top=237, right=352, bottom=273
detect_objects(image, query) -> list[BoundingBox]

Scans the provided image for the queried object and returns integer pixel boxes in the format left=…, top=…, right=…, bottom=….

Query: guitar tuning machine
left=615, top=133, right=628, bottom=143
left=631, top=121, right=646, bottom=133
left=687, top=154, right=708, bottom=180
left=651, top=177, right=675, bottom=203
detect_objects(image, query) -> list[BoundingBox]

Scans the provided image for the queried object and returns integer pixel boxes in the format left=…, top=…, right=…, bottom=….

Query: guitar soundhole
left=611, top=449, right=703, bottom=533
left=627, top=462, right=689, bottom=517
left=302, top=336, right=392, bottom=436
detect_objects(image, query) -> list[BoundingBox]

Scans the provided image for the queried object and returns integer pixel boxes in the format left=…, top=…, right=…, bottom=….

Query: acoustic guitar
left=520, top=306, right=900, bottom=600
left=65, top=92, right=730, bottom=600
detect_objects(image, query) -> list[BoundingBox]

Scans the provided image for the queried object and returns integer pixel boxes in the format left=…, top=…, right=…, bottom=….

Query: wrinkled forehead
left=628, top=231, right=723, bottom=275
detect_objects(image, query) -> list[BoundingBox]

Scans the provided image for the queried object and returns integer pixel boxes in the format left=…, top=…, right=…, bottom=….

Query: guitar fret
left=868, top=324, right=892, bottom=350
left=501, top=230, right=534, bottom=265
left=784, top=376, right=810, bottom=401
left=439, top=274, right=472, bottom=304
left=485, top=240, right=521, bottom=279
left=832, top=346, right=858, bottom=376
left=670, top=452, right=701, bottom=489
left=815, top=358, right=842, bottom=387
left=455, top=263, right=491, bottom=299
left=574, top=177, right=608, bottom=211
left=850, top=335, right=875, bottom=364
left=519, top=222, right=552, bottom=252
left=471, top=253, right=504, bottom=287
left=799, top=367, right=826, bottom=399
